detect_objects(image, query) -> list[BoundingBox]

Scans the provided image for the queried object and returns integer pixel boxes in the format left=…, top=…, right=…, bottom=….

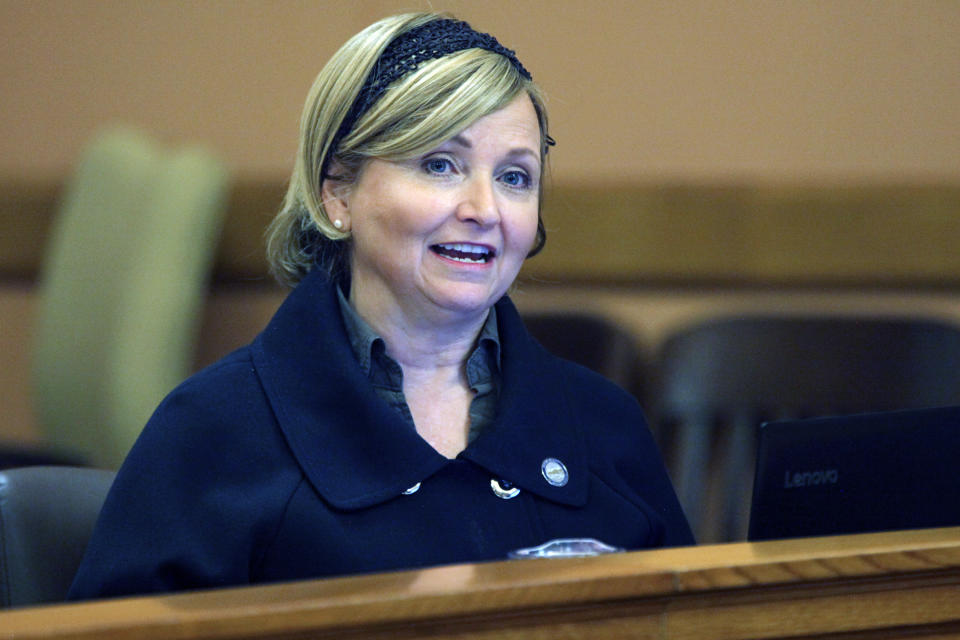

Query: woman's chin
left=422, top=284, right=505, bottom=319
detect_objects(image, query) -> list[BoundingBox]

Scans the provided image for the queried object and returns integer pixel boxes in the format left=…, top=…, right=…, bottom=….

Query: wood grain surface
left=2, top=527, right=959, bottom=639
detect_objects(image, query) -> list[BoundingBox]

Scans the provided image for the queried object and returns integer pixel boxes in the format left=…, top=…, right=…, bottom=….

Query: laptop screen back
left=748, top=405, right=960, bottom=541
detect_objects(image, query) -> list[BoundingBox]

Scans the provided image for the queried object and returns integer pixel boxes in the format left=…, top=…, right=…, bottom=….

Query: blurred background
left=2, top=0, right=959, bottom=540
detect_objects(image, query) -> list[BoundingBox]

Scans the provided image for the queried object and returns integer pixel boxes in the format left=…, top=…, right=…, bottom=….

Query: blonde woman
left=70, top=13, right=692, bottom=600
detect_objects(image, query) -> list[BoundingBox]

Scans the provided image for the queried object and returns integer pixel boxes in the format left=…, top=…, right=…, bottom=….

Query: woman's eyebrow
left=447, top=134, right=539, bottom=164
left=450, top=134, right=472, bottom=148
left=508, top=147, right=539, bottom=160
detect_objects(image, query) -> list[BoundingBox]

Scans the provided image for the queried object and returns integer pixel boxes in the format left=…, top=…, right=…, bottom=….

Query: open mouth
left=430, top=243, right=495, bottom=264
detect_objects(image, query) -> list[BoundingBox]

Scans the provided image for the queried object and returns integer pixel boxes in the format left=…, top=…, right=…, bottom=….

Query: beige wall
left=2, top=0, right=959, bottom=184
left=4, top=0, right=960, bottom=446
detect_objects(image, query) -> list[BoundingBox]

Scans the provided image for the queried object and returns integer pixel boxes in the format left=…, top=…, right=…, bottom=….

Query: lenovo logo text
left=784, top=469, right=839, bottom=488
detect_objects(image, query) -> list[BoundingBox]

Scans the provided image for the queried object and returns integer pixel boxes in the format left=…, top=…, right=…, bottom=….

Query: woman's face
left=332, top=94, right=541, bottom=326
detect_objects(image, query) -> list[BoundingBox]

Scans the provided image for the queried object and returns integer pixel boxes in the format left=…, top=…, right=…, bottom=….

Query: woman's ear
left=321, top=172, right=351, bottom=232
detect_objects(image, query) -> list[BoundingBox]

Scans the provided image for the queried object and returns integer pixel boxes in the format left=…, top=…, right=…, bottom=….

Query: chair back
left=32, top=129, right=228, bottom=468
left=523, top=311, right=646, bottom=402
left=652, top=315, right=960, bottom=542
left=0, top=466, right=115, bottom=608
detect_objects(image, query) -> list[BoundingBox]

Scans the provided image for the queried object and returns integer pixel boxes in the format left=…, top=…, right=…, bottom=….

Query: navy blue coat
left=69, top=268, right=693, bottom=600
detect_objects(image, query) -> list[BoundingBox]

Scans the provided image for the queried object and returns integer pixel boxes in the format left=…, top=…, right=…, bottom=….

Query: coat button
left=402, top=482, right=421, bottom=495
left=490, top=478, right=520, bottom=499
left=541, top=458, right=569, bottom=487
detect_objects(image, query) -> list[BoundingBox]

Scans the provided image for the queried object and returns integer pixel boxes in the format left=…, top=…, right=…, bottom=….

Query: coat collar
left=252, top=269, right=588, bottom=510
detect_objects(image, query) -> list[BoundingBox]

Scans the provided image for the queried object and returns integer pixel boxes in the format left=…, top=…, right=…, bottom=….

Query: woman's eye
left=500, top=170, right=531, bottom=189
left=423, top=157, right=454, bottom=175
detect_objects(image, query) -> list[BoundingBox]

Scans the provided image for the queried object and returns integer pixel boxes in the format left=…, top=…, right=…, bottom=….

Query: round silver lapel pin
left=541, top=458, right=569, bottom=487
left=402, top=482, right=421, bottom=495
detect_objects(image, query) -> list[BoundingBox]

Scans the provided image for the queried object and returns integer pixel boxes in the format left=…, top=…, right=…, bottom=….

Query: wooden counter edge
left=2, top=527, right=960, bottom=639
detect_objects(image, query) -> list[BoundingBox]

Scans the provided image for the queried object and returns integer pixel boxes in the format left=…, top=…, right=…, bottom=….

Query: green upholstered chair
left=31, top=129, right=229, bottom=469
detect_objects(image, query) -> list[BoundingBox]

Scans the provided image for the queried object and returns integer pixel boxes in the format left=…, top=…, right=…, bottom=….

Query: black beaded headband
left=326, top=18, right=536, bottom=175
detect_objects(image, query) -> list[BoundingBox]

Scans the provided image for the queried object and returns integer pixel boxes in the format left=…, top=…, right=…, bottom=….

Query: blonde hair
left=265, top=12, right=550, bottom=287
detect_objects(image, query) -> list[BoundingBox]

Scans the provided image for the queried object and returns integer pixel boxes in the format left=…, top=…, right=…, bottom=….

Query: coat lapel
left=252, top=269, right=588, bottom=510
left=251, top=269, right=446, bottom=510
left=461, top=296, right=589, bottom=507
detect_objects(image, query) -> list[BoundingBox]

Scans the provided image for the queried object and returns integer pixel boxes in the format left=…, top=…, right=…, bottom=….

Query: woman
left=69, top=12, right=693, bottom=600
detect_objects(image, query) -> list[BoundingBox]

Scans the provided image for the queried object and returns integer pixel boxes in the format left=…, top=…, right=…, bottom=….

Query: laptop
left=748, top=405, right=960, bottom=541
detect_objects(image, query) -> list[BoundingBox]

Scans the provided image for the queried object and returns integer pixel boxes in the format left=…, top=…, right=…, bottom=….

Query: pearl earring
left=333, top=219, right=343, bottom=230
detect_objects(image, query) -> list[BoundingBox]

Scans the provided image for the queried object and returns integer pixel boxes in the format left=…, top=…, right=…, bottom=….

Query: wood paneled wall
left=4, top=178, right=959, bottom=287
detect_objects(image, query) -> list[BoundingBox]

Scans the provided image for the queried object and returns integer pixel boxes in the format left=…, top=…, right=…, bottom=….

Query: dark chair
left=650, top=315, right=960, bottom=543
left=0, top=466, right=115, bottom=608
left=0, top=443, right=85, bottom=471
left=522, top=311, right=647, bottom=402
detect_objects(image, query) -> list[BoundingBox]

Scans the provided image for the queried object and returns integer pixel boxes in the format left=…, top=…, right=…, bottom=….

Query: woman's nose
left=455, top=178, right=500, bottom=226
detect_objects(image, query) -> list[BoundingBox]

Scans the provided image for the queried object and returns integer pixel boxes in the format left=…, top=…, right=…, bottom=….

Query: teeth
left=434, top=243, right=493, bottom=263
left=438, top=243, right=489, bottom=256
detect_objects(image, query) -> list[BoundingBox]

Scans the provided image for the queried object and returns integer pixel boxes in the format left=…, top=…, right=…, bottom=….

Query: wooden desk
left=3, top=527, right=960, bottom=639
